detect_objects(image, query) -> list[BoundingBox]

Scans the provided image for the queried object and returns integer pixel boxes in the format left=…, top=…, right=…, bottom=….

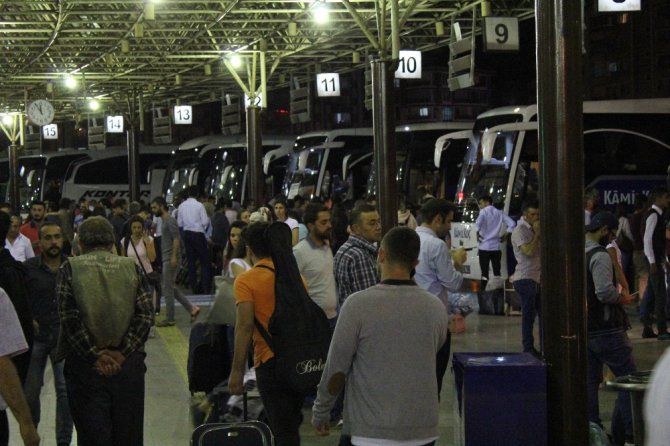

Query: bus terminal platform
left=9, top=297, right=668, bottom=446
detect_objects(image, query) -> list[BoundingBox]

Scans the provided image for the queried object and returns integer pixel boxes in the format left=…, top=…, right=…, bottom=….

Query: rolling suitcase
left=191, top=393, right=274, bottom=446
left=191, top=420, right=274, bottom=446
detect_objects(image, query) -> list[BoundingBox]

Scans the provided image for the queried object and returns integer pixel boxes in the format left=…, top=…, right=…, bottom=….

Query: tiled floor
left=9, top=300, right=670, bottom=445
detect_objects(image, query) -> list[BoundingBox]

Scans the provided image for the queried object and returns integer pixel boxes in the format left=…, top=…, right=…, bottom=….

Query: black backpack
left=254, top=222, right=332, bottom=395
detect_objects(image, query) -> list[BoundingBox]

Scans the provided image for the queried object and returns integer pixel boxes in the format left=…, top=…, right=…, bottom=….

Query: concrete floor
left=8, top=299, right=670, bottom=446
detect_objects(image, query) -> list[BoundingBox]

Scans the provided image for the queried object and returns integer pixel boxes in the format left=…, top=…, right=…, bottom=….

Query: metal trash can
left=453, top=352, right=547, bottom=446
left=606, top=370, right=651, bottom=446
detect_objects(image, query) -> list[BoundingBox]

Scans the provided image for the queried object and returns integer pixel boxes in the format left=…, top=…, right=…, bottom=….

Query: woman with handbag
left=121, top=216, right=159, bottom=307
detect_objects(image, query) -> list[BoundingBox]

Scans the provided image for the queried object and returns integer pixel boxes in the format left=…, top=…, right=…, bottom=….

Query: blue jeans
left=513, top=279, right=541, bottom=352
left=23, top=329, right=73, bottom=445
left=587, top=332, right=636, bottom=440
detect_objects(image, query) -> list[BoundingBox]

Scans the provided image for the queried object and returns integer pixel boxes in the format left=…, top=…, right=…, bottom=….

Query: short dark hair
left=243, top=222, right=271, bottom=259
left=30, top=200, right=46, bottom=209
left=522, top=197, right=540, bottom=212
left=349, top=203, right=377, bottom=227
left=187, top=185, right=199, bottom=198
left=78, top=216, right=115, bottom=249
left=420, top=198, right=456, bottom=223
left=479, top=195, right=493, bottom=204
left=650, top=186, right=668, bottom=202
left=113, top=198, right=127, bottom=209
left=381, top=227, right=420, bottom=271
left=128, top=215, right=145, bottom=228
left=151, top=196, right=168, bottom=210
left=0, top=212, right=10, bottom=242
left=302, top=203, right=329, bottom=226
left=274, top=197, right=287, bottom=208
left=39, top=221, right=62, bottom=239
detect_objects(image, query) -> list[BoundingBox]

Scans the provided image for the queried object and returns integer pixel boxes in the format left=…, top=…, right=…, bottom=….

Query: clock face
left=27, top=99, right=55, bottom=126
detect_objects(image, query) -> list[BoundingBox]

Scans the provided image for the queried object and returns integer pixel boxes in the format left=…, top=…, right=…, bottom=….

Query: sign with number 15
left=42, top=124, right=58, bottom=140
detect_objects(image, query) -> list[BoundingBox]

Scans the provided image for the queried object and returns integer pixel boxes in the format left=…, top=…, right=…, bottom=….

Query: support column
left=246, top=105, right=263, bottom=207
left=127, top=128, right=140, bottom=202
left=371, top=59, right=397, bottom=235
left=8, top=144, right=20, bottom=215
left=535, top=1, right=587, bottom=445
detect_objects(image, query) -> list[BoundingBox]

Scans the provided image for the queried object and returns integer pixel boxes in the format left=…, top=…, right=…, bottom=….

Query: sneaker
left=148, top=326, right=156, bottom=338
left=156, top=320, right=176, bottom=327
left=642, top=327, right=658, bottom=338
left=658, top=332, right=670, bottom=341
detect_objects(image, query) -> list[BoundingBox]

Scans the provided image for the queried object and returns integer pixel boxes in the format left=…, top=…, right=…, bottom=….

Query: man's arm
left=503, top=213, right=516, bottom=233
left=117, top=266, right=154, bottom=358
left=434, top=242, right=463, bottom=292
left=228, top=301, right=254, bottom=395
left=0, top=356, right=40, bottom=446
left=349, top=252, right=378, bottom=293
left=516, top=224, right=540, bottom=257
left=590, top=252, right=624, bottom=304
left=312, top=301, right=359, bottom=434
left=56, top=263, right=100, bottom=364
left=644, top=212, right=657, bottom=272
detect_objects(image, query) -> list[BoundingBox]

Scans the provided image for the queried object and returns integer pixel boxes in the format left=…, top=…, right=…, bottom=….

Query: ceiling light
left=65, top=76, right=77, bottom=89
left=230, top=55, right=242, bottom=68
left=1, top=115, right=13, bottom=126
left=313, top=3, right=329, bottom=24
left=89, top=99, right=100, bottom=111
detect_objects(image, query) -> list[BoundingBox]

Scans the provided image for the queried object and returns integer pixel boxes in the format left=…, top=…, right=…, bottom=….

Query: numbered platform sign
left=395, top=51, right=422, bottom=79
left=42, top=124, right=58, bottom=140
left=174, top=105, right=192, bottom=125
left=483, top=17, right=519, bottom=52
left=316, top=73, right=341, bottom=97
left=106, top=115, right=124, bottom=133
left=598, top=0, right=640, bottom=12
left=244, top=93, right=264, bottom=108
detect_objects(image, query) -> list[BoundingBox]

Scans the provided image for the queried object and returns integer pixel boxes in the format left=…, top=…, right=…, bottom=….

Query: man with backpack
left=312, top=227, right=450, bottom=445
left=229, top=221, right=331, bottom=446
left=585, top=211, right=637, bottom=446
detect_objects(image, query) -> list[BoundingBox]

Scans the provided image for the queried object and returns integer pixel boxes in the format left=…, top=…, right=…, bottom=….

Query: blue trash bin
left=453, top=352, right=547, bottom=446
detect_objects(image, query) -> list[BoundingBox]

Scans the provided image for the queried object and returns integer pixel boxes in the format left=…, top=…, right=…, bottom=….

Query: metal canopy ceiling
left=0, top=0, right=534, bottom=118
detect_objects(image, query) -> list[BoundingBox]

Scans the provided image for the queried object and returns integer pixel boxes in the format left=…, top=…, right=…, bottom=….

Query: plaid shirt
left=333, top=234, right=378, bottom=306
left=56, top=257, right=153, bottom=364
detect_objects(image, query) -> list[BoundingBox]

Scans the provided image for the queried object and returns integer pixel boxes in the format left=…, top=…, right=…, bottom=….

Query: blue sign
left=588, top=175, right=665, bottom=211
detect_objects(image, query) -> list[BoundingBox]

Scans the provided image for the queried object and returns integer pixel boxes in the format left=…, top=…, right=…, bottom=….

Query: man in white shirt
left=177, top=186, right=212, bottom=294
left=293, top=203, right=338, bottom=328
left=5, top=216, right=35, bottom=262
left=475, top=195, right=515, bottom=290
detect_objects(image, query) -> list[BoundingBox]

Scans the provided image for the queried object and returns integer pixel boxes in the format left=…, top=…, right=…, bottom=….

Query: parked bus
left=61, top=145, right=176, bottom=203
left=0, top=150, right=92, bottom=212
left=163, top=134, right=294, bottom=205
left=364, top=122, right=473, bottom=205
left=282, top=128, right=374, bottom=200
left=447, top=98, right=670, bottom=280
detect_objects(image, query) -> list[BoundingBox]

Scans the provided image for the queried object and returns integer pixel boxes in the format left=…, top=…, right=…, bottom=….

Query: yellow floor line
left=156, top=325, right=190, bottom=385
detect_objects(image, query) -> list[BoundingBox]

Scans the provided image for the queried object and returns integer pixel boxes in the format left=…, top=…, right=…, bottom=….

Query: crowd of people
left=1, top=183, right=670, bottom=446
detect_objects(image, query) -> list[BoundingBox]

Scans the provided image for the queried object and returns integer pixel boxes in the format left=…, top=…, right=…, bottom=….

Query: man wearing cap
left=585, top=211, right=637, bottom=445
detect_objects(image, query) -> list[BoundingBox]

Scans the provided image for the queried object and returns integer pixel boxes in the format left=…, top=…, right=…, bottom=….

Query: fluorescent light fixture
left=313, top=3, right=329, bottom=24
left=65, top=76, right=77, bottom=89
left=230, top=55, right=242, bottom=68
left=1, top=115, right=13, bottom=126
left=89, top=99, right=100, bottom=111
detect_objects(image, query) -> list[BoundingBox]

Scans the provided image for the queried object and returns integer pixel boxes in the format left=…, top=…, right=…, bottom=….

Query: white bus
left=163, top=134, right=295, bottom=205
left=0, top=150, right=92, bottom=211
left=364, top=122, right=473, bottom=205
left=446, top=99, right=670, bottom=280
left=61, top=145, right=176, bottom=203
left=282, top=128, right=374, bottom=200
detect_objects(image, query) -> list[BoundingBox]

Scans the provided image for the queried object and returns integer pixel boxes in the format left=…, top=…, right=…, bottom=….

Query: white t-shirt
left=226, top=258, right=251, bottom=279
left=5, top=234, right=35, bottom=262
left=352, top=436, right=438, bottom=446
left=0, top=288, right=28, bottom=410
left=284, top=217, right=299, bottom=232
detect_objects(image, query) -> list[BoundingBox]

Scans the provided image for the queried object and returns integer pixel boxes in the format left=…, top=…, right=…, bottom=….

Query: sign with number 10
left=395, top=51, right=422, bottom=79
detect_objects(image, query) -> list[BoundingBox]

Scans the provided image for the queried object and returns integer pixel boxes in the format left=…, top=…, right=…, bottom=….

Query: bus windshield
left=455, top=114, right=524, bottom=222
left=284, top=148, right=325, bottom=199
left=18, top=158, right=47, bottom=211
